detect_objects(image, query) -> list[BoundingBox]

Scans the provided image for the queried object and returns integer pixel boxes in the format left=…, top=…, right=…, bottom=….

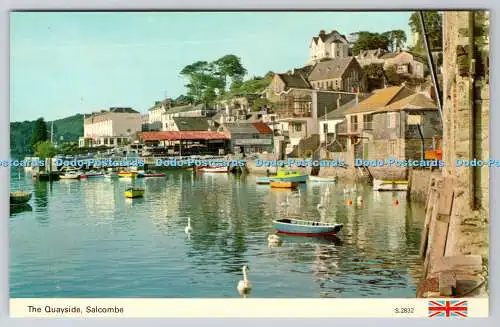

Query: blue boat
left=273, top=218, right=343, bottom=237
left=268, top=169, right=309, bottom=183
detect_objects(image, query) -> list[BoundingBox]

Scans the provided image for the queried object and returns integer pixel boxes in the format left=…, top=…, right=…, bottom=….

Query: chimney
left=292, top=68, right=295, bottom=75
left=319, top=30, right=326, bottom=36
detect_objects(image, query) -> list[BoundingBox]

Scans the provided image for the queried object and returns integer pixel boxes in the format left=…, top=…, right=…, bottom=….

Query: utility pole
left=419, top=11, right=444, bottom=125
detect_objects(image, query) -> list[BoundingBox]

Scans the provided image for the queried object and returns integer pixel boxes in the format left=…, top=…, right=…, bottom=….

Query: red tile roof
left=252, top=122, right=273, bottom=134
left=139, top=131, right=228, bottom=141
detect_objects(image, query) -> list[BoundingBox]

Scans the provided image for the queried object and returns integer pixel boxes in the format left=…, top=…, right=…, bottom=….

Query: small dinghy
left=10, top=191, right=32, bottom=205
left=273, top=218, right=343, bottom=237
left=124, top=187, right=145, bottom=198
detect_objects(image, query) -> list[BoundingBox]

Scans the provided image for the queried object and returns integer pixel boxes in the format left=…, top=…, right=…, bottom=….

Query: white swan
left=343, top=187, right=350, bottom=194
left=184, top=217, right=192, bottom=234
left=351, top=184, right=357, bottom=193
left=268, top=234, right=282, bottom=246
left=237, top=265, right=252, bottom=296
left=357, top=195, right=363, bottom=204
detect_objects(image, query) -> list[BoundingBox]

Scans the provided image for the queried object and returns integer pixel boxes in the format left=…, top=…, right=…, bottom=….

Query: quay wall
left=408, top=169, right=442, bottom=203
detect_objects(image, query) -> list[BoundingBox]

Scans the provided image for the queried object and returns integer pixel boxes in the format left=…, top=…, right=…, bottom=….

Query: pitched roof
left=384, top=93, right=437, bottom=111
left=166, top=103, right=205, bottom=114
left=311, top=30, right=348, bottom=44
left=252, top=122, right=273, bottom=134
left=222, top=122, right=272, bottom=134
left=172, top=117, right=210, bottom=131
left=319, top=93, right=372, bottom=120
left=307, top=57, right=356, bottom=81
left=109, top=107, right=138, bottom=114
left=277, top=72, right=311, bottom=89
left=344, top=86, right=433, bottom=115
left=138, top=131, right=227, bottom=141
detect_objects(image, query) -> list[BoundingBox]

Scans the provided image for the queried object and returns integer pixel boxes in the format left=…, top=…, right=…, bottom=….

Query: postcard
left=7, top=10, right=489, bottom=318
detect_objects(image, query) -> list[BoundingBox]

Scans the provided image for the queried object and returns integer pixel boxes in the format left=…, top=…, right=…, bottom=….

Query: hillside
left=10, top=114, right=84, bottom=159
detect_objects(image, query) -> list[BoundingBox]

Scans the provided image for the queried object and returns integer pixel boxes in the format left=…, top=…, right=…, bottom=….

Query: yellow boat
left=124, top=187, right=145, bottom=198
left=118, top=171, right=137, bottom=178
left=269, top=168, right=308, bottom=183
left=270, top=181, right=298, bottom=189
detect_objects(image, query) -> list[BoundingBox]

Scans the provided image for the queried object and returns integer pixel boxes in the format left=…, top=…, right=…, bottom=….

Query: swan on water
left=268, top=234, right=282, bottom=246
left=185, top=217, right=192, bottom=234
left=343, top=187, right=350, bottom=194
left=237, top=265, right=252, bottom=296
left=357, top=195, right=363, bottom=204
left=351, top=184, right=357, bottom=193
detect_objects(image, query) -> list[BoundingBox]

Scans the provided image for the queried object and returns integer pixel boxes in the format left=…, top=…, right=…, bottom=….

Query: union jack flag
left=428, top=300, right=468, bottom=318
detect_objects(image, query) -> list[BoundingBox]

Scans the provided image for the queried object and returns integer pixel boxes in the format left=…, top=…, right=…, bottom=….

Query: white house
left=308, top=29, right=350, bottom=64
left=79, top=107, right=141, bottom=148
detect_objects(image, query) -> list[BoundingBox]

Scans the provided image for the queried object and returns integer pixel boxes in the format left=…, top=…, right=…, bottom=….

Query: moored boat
left=83, top=172, right=104, bottom=179
left=309, top=175, right=338, bottom=183
left=373, top=179, right=408, bottom=191
left=118, top=171, right=137, bottom=178
left=104, top=172, right=119, bottom=178
left=256, top=176, right=270, bottom=184
left=124, top=187, right=145, bottom=198
left=199, top=166, right=228, bottom=173
left=144, top=172, right=166, bottom=177
left=273, top=218, right=343, bottom=237
left=59, top=171, right=81, bottom=179
left=270, top=181, right=298, bottom=189
left=10, top=191, right=32, bottom=205
left=269, top=169, right=308, bottom=183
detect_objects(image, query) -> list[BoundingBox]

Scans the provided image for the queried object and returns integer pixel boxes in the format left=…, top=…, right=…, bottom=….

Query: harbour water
left=10, top=170, right=425, bottom=298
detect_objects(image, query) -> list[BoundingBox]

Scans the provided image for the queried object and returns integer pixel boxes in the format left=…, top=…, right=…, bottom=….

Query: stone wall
left=408, top=169, right=442, bottom=203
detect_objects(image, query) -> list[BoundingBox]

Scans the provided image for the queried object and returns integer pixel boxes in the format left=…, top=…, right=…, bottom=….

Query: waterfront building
left=147, top=98, right=173, bottom=131
left=138, top=131, right=229, bottom=156
left=79, top=107, right=142, bottom=148
left=217, top=122, right=274, bottom=154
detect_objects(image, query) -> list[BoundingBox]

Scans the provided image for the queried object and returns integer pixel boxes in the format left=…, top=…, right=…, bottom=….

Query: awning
left=139, top=131, right=229, bottom=141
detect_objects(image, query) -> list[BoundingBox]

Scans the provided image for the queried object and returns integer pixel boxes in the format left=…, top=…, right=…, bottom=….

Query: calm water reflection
left=10, top=171, right=424, bottom=298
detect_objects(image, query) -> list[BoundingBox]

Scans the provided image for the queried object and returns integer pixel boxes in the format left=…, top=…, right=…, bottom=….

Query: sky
left=10, top=11, right=413, bottom=122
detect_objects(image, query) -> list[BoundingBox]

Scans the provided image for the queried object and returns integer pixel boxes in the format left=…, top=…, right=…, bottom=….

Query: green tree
left=58, top=142, right=79, bottom=155
left=30, top=118, right=48, bottom=149
left=352, top=31, right=390, bottom=55
left=173, top=94, right=194, bottom=106
left=34, top=141, right=57, bottom=158
left=382, top=29, right=407, bottom=51
left=409, top=11, right=442, bottom=52
left=384, top=65, right=402, bottom=85
left=213, top=54, right=247, bottom=92
left=180, top=61, right=224, bottom=104
left=364, top=63, right=385, bottom=79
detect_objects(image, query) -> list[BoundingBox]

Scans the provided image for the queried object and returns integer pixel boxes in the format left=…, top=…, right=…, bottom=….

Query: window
left=388, top=140, right=397, bottom=157
left=350, top=116, right=358, bottom=132
left=336, top=51, right=340, bottom=57
left=294, top=124, right=302, bottom=132
left=323, top=123, right=329, bottom=134
left=363, top=114, right=373, bottom=130
left=252, top=134, right=259, bottom=139
left=388, top=112, right=397, bottom=128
